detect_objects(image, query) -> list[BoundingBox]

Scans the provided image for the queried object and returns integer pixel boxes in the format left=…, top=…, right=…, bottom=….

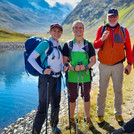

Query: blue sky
left=44, top=0, right=81, bottom=9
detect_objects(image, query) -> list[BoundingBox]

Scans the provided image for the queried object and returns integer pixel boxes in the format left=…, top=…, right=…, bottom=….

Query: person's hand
left=43, top=68, right=52, bottom=75
left=75, top=65, right=81, bottom=71
left=124, top=64, right=132, bottom=75
left=101, top=30, right=110, bottom=42
left=80, top=65, right=85, bottom=70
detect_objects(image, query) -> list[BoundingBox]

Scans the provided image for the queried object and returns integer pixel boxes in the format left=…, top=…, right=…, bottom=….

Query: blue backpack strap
left=68, top=40, right=73, bottom=61
left=83, top=39, right=89, bottom=55
left=120, top=25, right=126, bottom=40
left=120, top=25, right=126, bottom=49
left=100, top=25, right=107, bottom=50
left=41, top=40, right=53, bottom=68
left=68, top=39, right=90, bottom=60
left=101, top=24, right=126, bottom=39
left=101, top=25, right=106, bottom=36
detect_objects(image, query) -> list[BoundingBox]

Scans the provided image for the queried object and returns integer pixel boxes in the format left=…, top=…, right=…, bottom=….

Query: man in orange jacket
left=94, top=8, right=132, bottom=127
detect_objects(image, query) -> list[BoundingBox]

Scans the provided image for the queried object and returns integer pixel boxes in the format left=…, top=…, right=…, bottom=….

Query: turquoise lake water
left=0, top=50, right=39, bottom=130
left=0, top=49, right=98, bottom=130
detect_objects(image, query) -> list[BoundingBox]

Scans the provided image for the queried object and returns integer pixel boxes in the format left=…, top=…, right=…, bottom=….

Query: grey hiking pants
left=32, top=75, right=61, bottom=134
left=97, top=63, right=124, bottom=116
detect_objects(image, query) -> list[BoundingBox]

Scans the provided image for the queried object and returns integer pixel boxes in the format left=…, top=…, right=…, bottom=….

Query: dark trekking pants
left=124, top=117, right=134, bottom=133
left=32, top=75, right=61, bottom=134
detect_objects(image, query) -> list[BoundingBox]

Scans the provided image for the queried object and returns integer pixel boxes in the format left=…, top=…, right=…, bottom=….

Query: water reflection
left=0, top=51, right=24, bottom=85
left=0, top=50, right=38, bottom=130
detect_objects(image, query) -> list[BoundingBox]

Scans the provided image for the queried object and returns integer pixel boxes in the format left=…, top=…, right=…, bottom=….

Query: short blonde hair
left=72, top=20, right=84, bottom=29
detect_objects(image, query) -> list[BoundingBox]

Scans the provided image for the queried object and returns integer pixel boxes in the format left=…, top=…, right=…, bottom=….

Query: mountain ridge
left=0, top=0, right=71, bottom=33
left=62, top=0, right=134, bottom=39
left=0, top=0, right=134, bottom=40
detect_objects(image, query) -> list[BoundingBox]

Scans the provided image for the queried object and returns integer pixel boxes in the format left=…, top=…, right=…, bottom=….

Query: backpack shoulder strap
left=45, top=40, right=53, bottom=56
left=101, top=24, right=107, bottom=36
left=41, top=40, right=53, bottom=67
left=83, top=39, right=94, bottom=55
left=68, top=40, right=73, bottom=61
left=83, top=39, right=89, bottom=55
left=120, top=25, right=126, bottom=40
left=100, top=25, right=107, bottom=50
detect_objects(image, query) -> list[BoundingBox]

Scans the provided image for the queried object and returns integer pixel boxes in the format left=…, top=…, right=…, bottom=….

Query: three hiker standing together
left=27, top=7, right=134, bottom=134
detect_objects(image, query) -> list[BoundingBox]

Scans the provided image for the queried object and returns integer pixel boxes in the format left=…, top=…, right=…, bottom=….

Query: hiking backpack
left=101, top=24, right=126, bottom=39
left=68, top=39, right=91, bottom=61
left=67, top=39, right=95, bottom=80
left=24, top=36, right=54, bottom=76
left=101, top=24, right=126, bottom=50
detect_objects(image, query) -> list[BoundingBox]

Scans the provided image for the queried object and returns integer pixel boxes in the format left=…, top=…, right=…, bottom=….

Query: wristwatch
left=85, top=65, right=89, bottom=70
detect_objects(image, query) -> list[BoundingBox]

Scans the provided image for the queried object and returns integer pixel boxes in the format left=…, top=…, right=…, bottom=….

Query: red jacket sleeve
left=93, top=26, right=104, bottom=49
left=132, top=45, right=134, bottom=68
left=125, top=28, right=132, bottom=64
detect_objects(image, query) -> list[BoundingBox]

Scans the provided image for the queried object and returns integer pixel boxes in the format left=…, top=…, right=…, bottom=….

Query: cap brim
left=50, top=26, right=63, bottom=31
left=107, top=13, right=118, bottom=16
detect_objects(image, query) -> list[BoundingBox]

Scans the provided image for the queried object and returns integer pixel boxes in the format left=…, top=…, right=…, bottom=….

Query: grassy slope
left=0, top=28, right=31, bottom=41
left=62, top=4, right=134, bottom=44
left=60, top=63, right=134, bottom=134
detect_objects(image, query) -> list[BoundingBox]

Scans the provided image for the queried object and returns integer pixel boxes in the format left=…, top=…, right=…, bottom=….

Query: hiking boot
left=97, top=116, right=105, bottom=127
left=66, top=118, right=76, bottom=130
left=111, top=128, right=124, bottom=134
left=52, top=127, right=61, bottom=134
left=115, top=116, right=124, bottom=126
left=87, top=118, right=94, bottom=130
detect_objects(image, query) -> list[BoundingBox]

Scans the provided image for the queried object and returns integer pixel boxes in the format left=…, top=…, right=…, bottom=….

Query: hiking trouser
left=68, top=82, right=91, bottom=102
left=97, top=63, right=124, bottom=116
left=32, top=75, right=61, bottom=134
left=124, top=117, right=134, bottom=133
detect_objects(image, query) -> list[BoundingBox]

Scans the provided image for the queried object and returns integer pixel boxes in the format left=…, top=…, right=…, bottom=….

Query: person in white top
left=28, top=23, right=63, bottom=134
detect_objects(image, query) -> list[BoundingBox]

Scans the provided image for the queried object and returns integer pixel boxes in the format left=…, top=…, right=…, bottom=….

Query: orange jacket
left=94, top=24, right=132, bottom=65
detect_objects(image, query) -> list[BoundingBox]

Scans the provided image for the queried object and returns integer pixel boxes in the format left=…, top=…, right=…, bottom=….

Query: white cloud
left=44, top=0, right=81, bottom=9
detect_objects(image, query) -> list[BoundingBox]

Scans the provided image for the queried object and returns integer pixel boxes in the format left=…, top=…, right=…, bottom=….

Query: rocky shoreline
left=0, top=81, right=99, bottom=134
left=0, top=91, right=69, bottom=134
left=0, top=42, right=25, bottom=50
left=0, top=78, right=99, bottom=134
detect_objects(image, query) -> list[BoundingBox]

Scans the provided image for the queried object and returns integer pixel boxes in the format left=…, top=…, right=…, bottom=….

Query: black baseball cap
left=50, top=23, right=63, bottom=31
left=107, top=8, right=118, bottom=16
